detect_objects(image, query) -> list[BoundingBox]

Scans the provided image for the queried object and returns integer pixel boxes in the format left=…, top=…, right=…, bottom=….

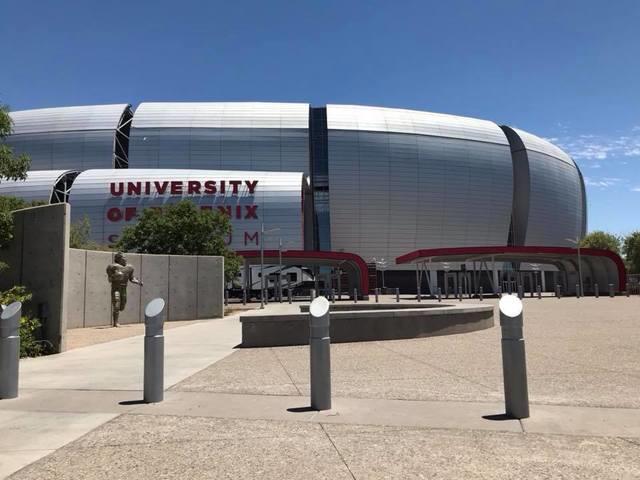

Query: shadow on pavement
left=287, top=406, right=316, bottom=413
left=119, top=399, right=146, bottom=406
left=482, top=413, right=512, bottom=421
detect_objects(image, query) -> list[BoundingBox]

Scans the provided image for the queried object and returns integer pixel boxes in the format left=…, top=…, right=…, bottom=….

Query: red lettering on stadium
left=106, top=204, right=259, bottom=222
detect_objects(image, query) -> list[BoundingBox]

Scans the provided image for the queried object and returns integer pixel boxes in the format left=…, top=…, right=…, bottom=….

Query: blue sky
left=2, top=0, right=638, bottom=235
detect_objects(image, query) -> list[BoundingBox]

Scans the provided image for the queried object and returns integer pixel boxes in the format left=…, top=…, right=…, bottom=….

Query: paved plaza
left=1, top=296, right=639, bottom=479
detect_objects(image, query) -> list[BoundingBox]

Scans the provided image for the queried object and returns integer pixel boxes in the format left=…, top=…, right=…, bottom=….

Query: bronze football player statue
left=106, top=252, right=143, bottom=327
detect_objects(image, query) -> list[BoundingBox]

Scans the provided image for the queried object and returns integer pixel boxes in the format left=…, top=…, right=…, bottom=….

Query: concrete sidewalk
left=5, top=388, right=640, bottom=439
left=0, top=313, right=243, bottom=478
left=18, top=315, right=241, bottom=391
left=2, top=298, right=640, bottom=479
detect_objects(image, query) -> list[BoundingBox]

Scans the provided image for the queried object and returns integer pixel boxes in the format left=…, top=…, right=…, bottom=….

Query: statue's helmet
left=115, top=252, right=126, bottom=264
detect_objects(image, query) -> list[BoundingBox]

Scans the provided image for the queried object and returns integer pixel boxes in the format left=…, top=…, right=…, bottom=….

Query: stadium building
left=1, top=102, right=625, bottom=294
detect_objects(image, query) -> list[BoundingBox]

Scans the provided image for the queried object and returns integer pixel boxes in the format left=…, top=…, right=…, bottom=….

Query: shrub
left=0, top=285, right=48, bottom=357
left=19, top=315, right=46, bottom=357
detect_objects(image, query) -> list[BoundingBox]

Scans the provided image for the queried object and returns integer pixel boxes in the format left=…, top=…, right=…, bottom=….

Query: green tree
left=0, top=104, right=31, bottom=268
left=116, top=200, right=241, bottom=281
left=70, top=216, right=92, bottom=249
left=580, top=230, right=622, bottom=253
left=0, top=285, right=47, bottom=357
left=0, top=104, right=30, bottom=182
left=0, top=196, right=29, bottom=250
left=623, top=231, right=640, bottom=273
left=68, top=216, right=112, bottom=251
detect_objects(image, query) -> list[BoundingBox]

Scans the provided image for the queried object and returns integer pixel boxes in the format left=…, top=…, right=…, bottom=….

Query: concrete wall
left=240, top=304, right=495, bottom=347
left=66, top=249, right=224, bottom=328
left=0, top=203, right=224, bottom=352
left=0, top=204, right=70, bottom=352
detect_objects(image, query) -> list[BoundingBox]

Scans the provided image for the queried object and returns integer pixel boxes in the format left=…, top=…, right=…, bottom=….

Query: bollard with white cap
left=517, top=284, right=523, bottom=299
left=224, top=289, right=229, bottom=306
left=288, top=288, right=292, bottom=304
left=331, top=289, right=335, bottom=304
left=242, top=288, right=247, bottom=305
left=479, top=286, right=483, bottom=301
left=309, top=296, right=331, bottom=411
left=353, top=288, right=358, bottom=303
left=458, top=286, right=462, bottom=302
left=594, top=283, right=599, bottom=298
left=396, top=288, right=400, bottom=303
left=144, top=298, right=165, bottom=403
left=626, top=283, right=630, bottom=297
left=437, top=287, right=442, bottom=303
left=375, top=288, right=379, bottom=303
left=555, top=284, right=561, bottom=299
left=0, top=302, right=21, bottom=399
left=499, top=295, right=530, bottom=419
left=575, top=284, right=580, bottom=298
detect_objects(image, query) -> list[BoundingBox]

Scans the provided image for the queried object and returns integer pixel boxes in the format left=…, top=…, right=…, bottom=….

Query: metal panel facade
left=128, top=102, right=310, bottom=173
left=6, top=105, right=129, bottom=171
left=327, top=105, right=514, bottom=268
left=0, top=170, right=75, bottom=203
left=4, top=102, right=585, bottom=265
left=67, top=169, right=306, bottom=251
left=511, top=128, right=586, bottom=246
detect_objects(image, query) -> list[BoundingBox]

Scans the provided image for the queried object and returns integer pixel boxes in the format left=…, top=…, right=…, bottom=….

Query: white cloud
left=632, top=187, right=640, bottom=192
left=624, top=147, right=640, bottom=157
left=584, top=177, right=621, bottom=188
left=544, top=125, right=640, bottom=163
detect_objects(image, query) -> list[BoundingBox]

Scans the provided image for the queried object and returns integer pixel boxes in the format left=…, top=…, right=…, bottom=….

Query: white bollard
left=144, top=298, right=165, bottom=404
left=309, top=297, right=331, bottom=411
left=0, top=302, right=21, bottom=399
left=499, top=295, right=529, bottom=419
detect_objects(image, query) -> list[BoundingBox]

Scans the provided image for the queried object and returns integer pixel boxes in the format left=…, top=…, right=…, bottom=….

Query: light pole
left=278, top=238, right=283, bottom=302
left=442, top=262, right=451, bottom=298
left=373, top=257, right=388, bottom=291
left=260, top=223, right=280, bottom=309
left=530, top=263, right=541, bottom=295
left=260, top=222, right=264, bottom=309
left=565, top=236, right=583, bottom=296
